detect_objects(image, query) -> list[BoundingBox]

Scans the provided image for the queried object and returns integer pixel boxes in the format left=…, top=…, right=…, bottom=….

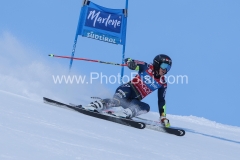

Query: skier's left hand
left=160, top=116, right=170, bottom=128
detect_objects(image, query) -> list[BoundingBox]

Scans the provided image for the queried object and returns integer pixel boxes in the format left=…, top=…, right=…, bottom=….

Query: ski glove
left=160, top=116, right=170, bottom=128
left=125, top=58, right=137, bottom=70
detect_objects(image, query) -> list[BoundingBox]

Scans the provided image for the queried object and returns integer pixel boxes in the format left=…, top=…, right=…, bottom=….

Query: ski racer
left=83, top=54, right=172, bottom=127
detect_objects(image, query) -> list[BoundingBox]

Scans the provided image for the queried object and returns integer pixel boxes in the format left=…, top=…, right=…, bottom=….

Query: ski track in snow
left=1, top=90, right=240, bottom=160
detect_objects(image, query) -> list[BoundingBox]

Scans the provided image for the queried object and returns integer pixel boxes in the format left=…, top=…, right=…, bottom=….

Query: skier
left=83, top=54, right=172, bottom=127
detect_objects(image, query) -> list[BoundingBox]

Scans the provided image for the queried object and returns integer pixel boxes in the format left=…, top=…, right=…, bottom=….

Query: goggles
left=160, top=63, right=171, bottom=72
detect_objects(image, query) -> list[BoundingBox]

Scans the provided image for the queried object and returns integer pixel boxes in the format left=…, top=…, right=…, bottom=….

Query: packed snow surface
left=0, top=90, right=240, bottom=160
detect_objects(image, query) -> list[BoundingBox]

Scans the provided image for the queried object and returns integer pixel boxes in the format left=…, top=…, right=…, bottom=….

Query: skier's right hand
left=125, top=58, right=137, bottom=70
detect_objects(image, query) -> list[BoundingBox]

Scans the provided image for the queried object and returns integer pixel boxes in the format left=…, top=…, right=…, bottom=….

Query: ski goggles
left=160, top=63, right=171, bottom=72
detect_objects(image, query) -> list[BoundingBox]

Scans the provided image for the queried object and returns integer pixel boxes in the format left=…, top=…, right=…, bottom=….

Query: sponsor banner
left=77, top=1, right=127, bottom=45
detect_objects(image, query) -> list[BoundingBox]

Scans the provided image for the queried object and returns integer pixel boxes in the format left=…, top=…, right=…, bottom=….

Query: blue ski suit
left=113, top=59, right=167, bottom=117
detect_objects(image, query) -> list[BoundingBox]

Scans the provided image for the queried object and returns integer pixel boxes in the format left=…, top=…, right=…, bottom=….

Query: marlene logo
left=85, top=7, right=122, bottom=33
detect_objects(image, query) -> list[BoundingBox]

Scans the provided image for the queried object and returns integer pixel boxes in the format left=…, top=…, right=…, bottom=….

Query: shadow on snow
left=181, top=127, right=240, bottom=145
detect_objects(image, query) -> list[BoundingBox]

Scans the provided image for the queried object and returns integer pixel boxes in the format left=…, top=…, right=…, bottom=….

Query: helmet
left=153, top=54, right=172, bottom=73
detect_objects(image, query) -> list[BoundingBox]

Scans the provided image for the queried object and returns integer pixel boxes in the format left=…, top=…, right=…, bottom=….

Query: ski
left=133, top=117, right=185, bottom=136
left=43, top=97, right=145, bottom=129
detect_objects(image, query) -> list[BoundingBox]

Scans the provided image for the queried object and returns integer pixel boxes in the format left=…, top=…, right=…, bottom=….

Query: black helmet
left=153, top=54, right=172, bottom=73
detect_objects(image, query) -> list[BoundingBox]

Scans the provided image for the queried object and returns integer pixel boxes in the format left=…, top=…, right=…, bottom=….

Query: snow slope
left=0, top=89, right=240, bottom=160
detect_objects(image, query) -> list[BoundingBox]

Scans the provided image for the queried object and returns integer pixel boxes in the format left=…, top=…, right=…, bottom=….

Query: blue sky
left=1, top=0, right=240, bottom=127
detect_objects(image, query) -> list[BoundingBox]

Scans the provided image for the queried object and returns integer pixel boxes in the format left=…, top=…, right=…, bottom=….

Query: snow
left=0, top=89, right=240, bottom=160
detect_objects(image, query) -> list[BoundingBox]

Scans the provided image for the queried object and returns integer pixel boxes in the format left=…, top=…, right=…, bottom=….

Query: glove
left=160, top=116, right=170, bottom=128
left=125, top=58, right=137, bottom=70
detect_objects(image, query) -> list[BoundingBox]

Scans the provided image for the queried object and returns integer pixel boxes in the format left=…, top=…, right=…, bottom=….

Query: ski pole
left=49, top=54, right=127, bottom=66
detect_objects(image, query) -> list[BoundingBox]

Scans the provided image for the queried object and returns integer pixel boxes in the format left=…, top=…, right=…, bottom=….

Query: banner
left=77, top=1, right=127, bottom=45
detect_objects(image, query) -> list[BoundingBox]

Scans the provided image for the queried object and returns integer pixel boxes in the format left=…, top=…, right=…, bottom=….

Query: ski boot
left=82, top=99, right=106, bottom=112
left=110, top=108, right=133, bottom=119
left=160, top=116, right=170, bottom=128
left=82, top=98, right=115, bottom=113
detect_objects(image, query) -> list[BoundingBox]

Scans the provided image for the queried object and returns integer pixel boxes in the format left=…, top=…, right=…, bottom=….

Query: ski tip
left=164, top=127, right=186, bottom=136
left=178, top=129, right=185, bottom=136
left=138, top=122, right=146, bottom=129
left=49, top=54, right=54, bottom=57
left=173, top=129, right=185, bottom=136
